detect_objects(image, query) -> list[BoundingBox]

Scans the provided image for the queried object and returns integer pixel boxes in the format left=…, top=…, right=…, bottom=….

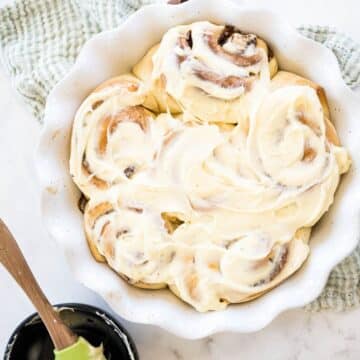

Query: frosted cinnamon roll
left=134, top=21, right=277, bottom=124
left=83, top=193, right=175, bottom=289
left=70, top=74, right=161, bottom=197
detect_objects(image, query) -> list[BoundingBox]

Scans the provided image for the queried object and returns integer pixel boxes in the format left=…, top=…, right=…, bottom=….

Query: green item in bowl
left=54, top=337, right=106, bottom=360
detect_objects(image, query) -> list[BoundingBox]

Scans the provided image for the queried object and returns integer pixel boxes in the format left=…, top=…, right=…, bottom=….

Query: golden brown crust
left=84, top=201, right=113, bottom=262
left=85, top=230, right=106, bottom=263
left=93, top=74, right=140, bottom=94
left=270, top=71, right=330, bottom=116
left=256, top=38, right=278, bottom=78
left=121, top=275, right=167, bottom=290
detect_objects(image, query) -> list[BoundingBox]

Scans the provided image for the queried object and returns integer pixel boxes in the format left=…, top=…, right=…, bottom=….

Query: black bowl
left=3, top=303, right=139, bottom=360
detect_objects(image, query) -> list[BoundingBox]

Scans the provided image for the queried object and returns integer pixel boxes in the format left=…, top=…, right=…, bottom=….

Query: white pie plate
left=36, top=0, right=360, bottom=339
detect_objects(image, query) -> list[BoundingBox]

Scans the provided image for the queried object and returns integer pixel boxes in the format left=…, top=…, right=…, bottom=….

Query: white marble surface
left=0, top=0, right=359, bottom=359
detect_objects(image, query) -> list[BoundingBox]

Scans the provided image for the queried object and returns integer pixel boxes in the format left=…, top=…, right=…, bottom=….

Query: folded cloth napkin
left=0, top=0, right=359, bottom=311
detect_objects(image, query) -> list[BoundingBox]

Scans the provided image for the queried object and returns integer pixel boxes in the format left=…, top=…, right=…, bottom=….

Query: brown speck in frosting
left=92, top=99, right=104, bottom=111
left=116, top=228, right=129, bottom=238
left=224, top=238, right=238, bottom=249
left=186, top=30, right=193, bottom=48
left=169, top=251, right=176, bottom=263
left=161, top=212, right=185, bottom=234
left=134, top=252, right=149, bottom=266
left=128, top=206, right=143, bottom=214
left=127, top=83, right=139, bottom=92
left=303, top=146, right=316, bottom=162
left=135, top=251, right=144, bottom=259
left=134, top=251, right=145, bottom=261
left=124, top=165, right=136, bottom=179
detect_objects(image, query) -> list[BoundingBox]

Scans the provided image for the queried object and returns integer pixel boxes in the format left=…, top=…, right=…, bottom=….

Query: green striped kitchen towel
left=0, top=0, right=359, bottom=311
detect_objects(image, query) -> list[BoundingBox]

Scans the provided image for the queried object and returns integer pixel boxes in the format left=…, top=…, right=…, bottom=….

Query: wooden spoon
left=0, top=218, right=78, bottom=351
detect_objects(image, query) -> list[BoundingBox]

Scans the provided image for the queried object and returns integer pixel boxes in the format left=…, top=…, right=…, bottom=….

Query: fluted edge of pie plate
left=35, top=0, right=360, bottom=339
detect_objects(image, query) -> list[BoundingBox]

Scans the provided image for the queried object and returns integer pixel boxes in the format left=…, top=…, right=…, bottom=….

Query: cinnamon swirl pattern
left=70, top=74, right=159, bottom=197
left=70, top=22, right=351, bottom=312
left=134, top=21, right=277, bottom=124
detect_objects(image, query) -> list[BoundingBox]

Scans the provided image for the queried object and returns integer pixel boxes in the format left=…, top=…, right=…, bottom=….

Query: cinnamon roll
left=70, top=24, right=351, bottom=312
left=83, top=194, right=172, bottom=289
left=70, top=74, right=159, bottom=197
left=134, top=21, right=277, bottom=124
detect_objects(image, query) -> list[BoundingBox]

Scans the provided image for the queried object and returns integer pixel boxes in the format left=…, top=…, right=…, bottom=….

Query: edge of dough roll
left=70, top=21, right=351, bottom=312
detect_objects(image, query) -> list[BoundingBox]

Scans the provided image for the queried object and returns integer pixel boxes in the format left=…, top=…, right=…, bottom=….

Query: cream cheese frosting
left=70, top=23, right=351, bottom=312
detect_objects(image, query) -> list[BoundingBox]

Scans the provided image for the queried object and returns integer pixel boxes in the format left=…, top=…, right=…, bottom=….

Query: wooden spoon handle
left=0, top=218, right=77, bottom=350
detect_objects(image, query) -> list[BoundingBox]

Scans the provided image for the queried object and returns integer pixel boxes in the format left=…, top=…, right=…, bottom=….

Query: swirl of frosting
left=70, top=74, right=164, bottom=197
left=84, top=194, right=177, bottom=289
left=83, top=187, right=312, bottom=311
left=144, top=21, right=277, bottom=123
left=182, top=73, right=350, bottom=241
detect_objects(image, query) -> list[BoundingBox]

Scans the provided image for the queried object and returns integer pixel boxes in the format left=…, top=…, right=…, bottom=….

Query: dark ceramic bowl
left=3, top=303, right=139, bottom=360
